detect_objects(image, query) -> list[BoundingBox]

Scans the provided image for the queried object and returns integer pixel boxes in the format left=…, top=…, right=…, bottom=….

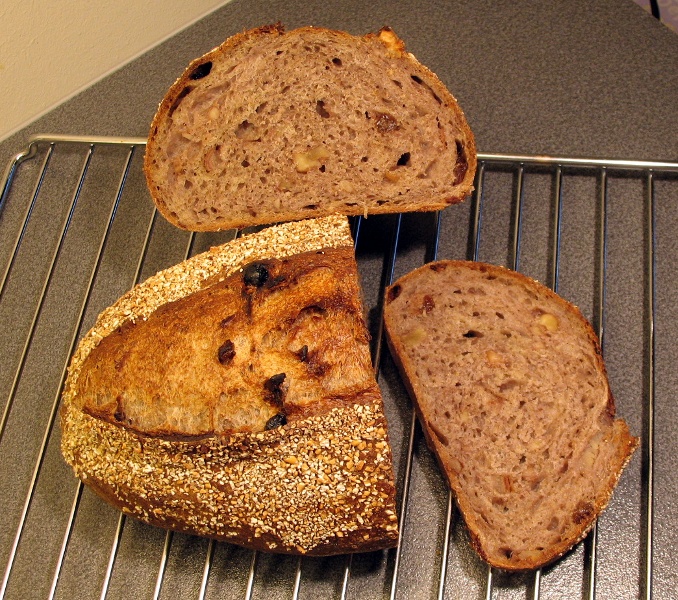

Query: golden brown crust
left=383, top=260, right=638, bottom=571
left=144, top=25, right=477, bottom=231
left=60, top=216, right=399, bottom=555
left=76, top=247, right=375, bottom=439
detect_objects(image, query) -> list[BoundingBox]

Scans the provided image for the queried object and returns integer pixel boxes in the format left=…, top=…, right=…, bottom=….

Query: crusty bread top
left=60, top=215, right=400, bottom=555
left=64, top=215, right=353, bottom=393
left=383, top=261, right=638, bottom=570
left=76, top=246, right=376, bottom=439
left=144, top=24, right=477, bottom=231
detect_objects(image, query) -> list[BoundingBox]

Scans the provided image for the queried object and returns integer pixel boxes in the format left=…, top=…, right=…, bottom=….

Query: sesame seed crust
left=60, top=215, right=399, bottom=555
left=61, top=400, right=398, bottom=554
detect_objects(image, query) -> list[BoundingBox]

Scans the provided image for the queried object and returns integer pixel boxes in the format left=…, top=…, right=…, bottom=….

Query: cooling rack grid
left=1, top=135, right=677, bottom=599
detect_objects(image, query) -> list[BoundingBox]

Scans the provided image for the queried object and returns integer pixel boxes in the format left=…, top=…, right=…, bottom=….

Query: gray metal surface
left=1, top=136, right=677, bottom=599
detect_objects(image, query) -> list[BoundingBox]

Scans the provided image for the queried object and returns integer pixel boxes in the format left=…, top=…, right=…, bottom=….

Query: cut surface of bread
left=61, top=216, right=399, bottom=555
left=383, top=260, right=638, bottom=570
left=144, top=24, right=476, bottom=231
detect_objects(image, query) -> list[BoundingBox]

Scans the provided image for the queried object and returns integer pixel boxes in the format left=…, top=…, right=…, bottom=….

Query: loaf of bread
left=61, top=216, right=399, bottom=555
left=383, top=261, right=638, bottom=570
left=144, top=24, right=477, bottom=231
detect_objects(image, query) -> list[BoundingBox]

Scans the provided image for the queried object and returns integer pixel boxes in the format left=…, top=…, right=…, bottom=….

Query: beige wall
left=0, top=0, right=232, bottom=142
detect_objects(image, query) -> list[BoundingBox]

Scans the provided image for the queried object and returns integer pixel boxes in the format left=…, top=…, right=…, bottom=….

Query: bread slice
left=61, top=215, right=399, bottom=555
left=383, top=260, right=638, bottom=570
left=144, top=24, right=476, bottom=231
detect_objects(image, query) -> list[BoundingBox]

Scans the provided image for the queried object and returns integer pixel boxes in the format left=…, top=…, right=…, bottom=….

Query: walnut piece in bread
left=383, top=260, right=638, bottom=570
left=61, top=216, right=399, bottom=555
left=144, top=24, right=477, bottom=231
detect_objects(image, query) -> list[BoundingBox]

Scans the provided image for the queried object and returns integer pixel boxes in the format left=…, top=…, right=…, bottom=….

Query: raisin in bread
left=61, top=216, right=399, bottom=555
left=144, top=24, right=476, bottom=231
left=383, top=260, right=638, bottom=570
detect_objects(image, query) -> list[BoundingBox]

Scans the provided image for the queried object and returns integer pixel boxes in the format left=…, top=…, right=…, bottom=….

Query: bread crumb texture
left=384, top=260, right=638, bottom=570
left=144, top=24, right=476, bottom=230
left=61, top=215, right=399, bottom=554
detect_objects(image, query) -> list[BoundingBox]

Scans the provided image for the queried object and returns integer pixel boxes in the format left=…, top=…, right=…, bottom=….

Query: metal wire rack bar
left=643, top=171, right=656, bottom=600
left=0, top=136, right=675, bottom=600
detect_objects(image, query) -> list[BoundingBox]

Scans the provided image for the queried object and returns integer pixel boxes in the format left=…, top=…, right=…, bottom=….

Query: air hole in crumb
left=235, top=120, right=255, bottom=139
left=410, top=74, right=442, bottom=103
left=454, top=140, right=468, bottom=184
left=319, top=165, right=326, bottom=172
left=472, top=311, right=480, bottom=317
left=316, top=100, right=330, bottom=118
left=189, top=61, right=212, bottom=80
left=496, top=312, right=505, bottom=319
left=392, top=79, right=402, bottom=88
left=168, top=86, right=193, bottom=117
left=256, top=102, right=268, bottom=113
left=332, top=57, right=342, bottom=66
left=463, top=330, right=482, bottom=338
left=361, top=156, right=369, bottom=162
left=303, top=204, right=318, bottom=210
left=397, top=152, right=411, bottom=166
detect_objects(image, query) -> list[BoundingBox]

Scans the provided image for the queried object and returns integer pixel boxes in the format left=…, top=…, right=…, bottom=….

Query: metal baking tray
left=1, top=135, right=677, bottom=599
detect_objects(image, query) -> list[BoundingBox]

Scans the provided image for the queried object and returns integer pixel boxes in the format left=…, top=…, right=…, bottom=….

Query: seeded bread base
left=144, top=24, right=477, bottom=231
left=60, top=216, right=399, bottom=555
left=383, top=261, right=638, bottom=571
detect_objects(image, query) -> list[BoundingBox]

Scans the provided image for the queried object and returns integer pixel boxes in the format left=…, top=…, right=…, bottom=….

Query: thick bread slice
left=61, top=216, right=399, bottom=555
left=383, top=261, right=638, bottom=570
left=144, top=24, right=476, bottom=231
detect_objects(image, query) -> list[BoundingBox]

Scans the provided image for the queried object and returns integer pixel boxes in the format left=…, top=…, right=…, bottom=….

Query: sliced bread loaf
left=144, top=24, right=476, bottom=230
left=61, top=216, right=399, bottom=555
left=383, top=260, right=638, bottom=570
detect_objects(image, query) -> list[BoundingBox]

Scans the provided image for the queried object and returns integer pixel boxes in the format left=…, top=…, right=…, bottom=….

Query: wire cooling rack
left=1, top=135, right=678, bottom=600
